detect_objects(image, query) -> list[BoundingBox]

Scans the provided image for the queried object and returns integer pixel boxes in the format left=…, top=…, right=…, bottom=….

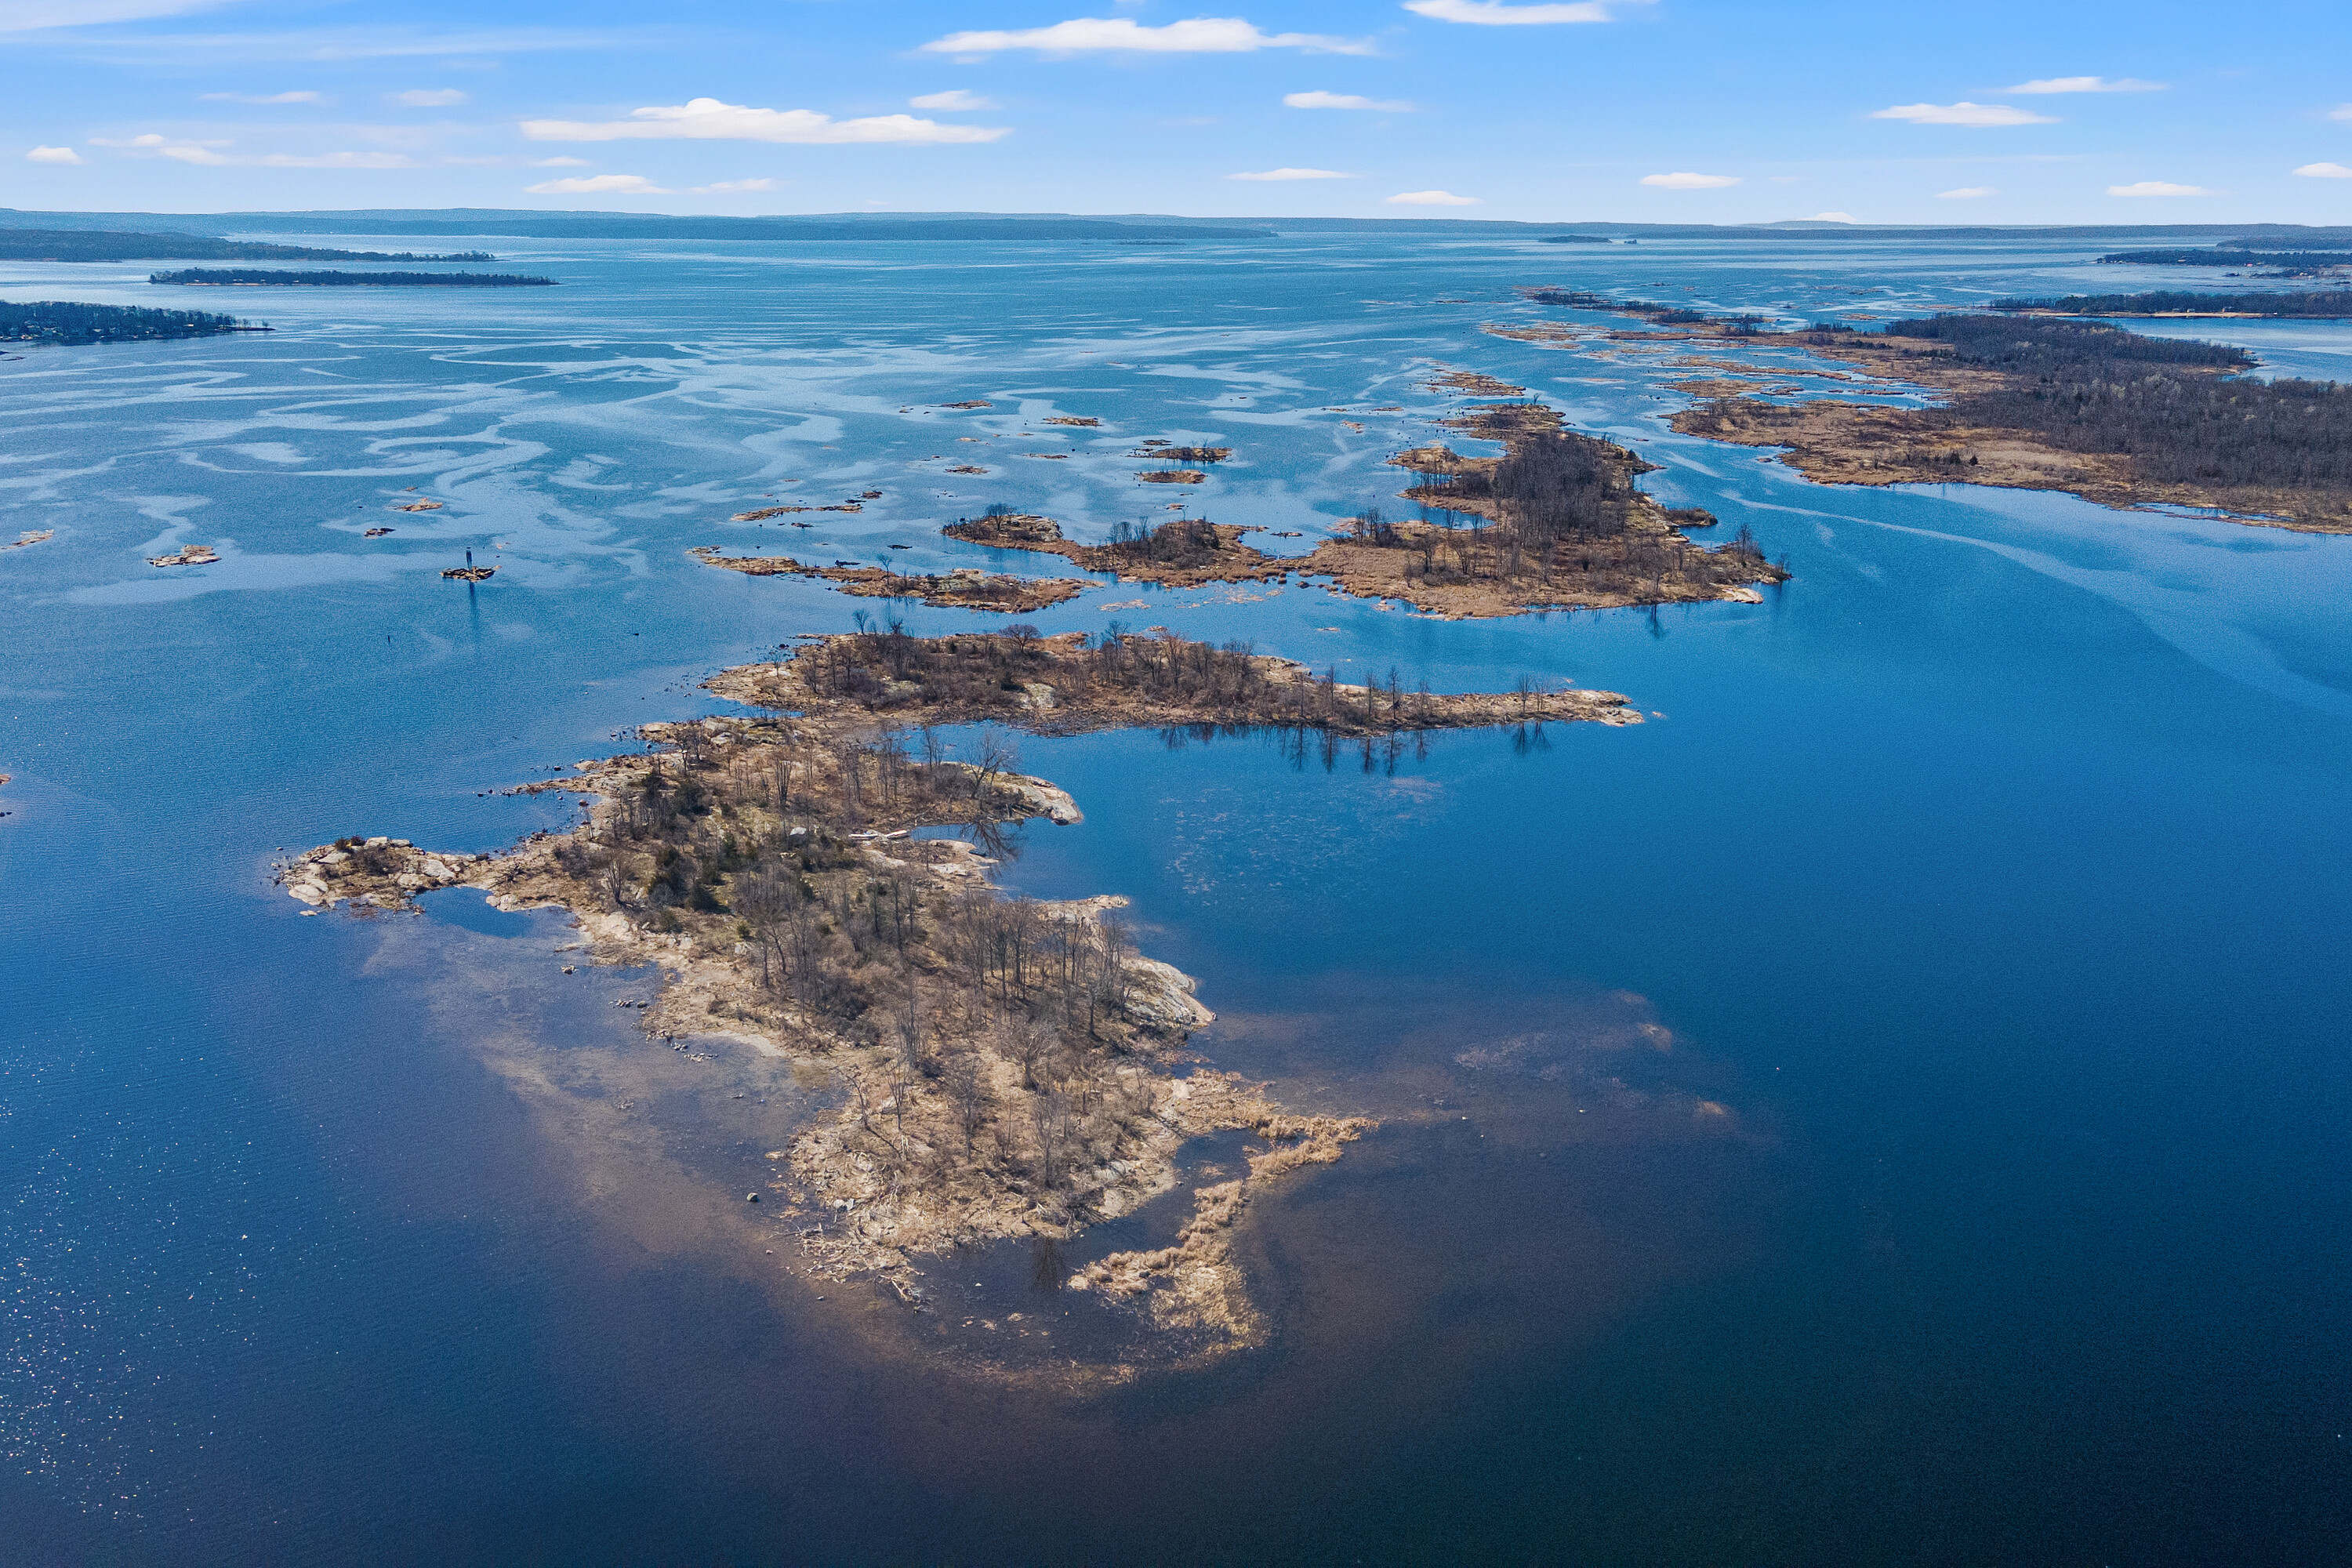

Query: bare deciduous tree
left=942, top=1051, right=989, bottom=1159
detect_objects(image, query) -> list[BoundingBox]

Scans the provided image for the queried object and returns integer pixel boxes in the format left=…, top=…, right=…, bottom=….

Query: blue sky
left=5, top=0, right=2350, bottom=223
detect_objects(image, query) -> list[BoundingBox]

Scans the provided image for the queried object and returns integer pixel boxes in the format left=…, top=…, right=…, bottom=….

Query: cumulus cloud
left=532, top=155, right=589, bottom=166
left=920, top=17, right=1372, bottom=56
left=2294, top=162, right=2352, bottom=180
left=1813, top=211, right=1857, bottom=222
left=1403, top=0, right=1645, bottom=22
left=389, top=88, right=466, bottom=107
left=1284, top=90, right=1413, bottom=111
left=25, top=143, right=85, bottom=163
left=2003, top=76, right=2165, bottom=93
left=89, top=132, right=175, bottom=146
left=910, top=89, right=998, bottom=111
left=1641, top=170, right=1738, bottom=188
left=2107, top=180, right=2212, bottom=196
left=688, top=177, right=780, bottom=194
left=1871, top=101, right=2056, bottom=125
left=199, top=89, right=326, bottom=104
left=1386, top=188, right=1479, bottom=205
left=525, top=172, right=670, bottom=194
left=1228, top=166, right=1355, bottom=180
left=523, top=97, right=1008, bottom=144
left=1936, top=185, right=1997, bottom=198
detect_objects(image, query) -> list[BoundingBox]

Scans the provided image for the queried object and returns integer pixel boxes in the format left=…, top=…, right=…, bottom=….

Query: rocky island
left=945, top=509, right=1290, bottom=590
left=281, top=629, right=1635, bottom=1370
left=691, top=546, right=1088, bottom=612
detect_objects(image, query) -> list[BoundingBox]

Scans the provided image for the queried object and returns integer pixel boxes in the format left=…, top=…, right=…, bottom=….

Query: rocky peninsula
left=1511, top=288, right=2352, bottom=535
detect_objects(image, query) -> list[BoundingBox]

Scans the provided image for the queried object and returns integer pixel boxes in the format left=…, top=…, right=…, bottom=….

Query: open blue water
left=3, top=232, right=2348, bottom=1564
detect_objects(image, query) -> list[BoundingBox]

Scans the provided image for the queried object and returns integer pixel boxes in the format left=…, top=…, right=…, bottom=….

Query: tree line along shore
left=1992, top=289, right=2352, bottom=318
left=150, top=267, right=555, bottom=287
left=0, top=227, right=495, bottom=263
left=2096, top=245, right=2352, bottom=276
left=2, top=299, right=264, bottom=345
left=279, top=628, right=1629, bottom=1368
left=1514, top=287, right=2352, bottom=534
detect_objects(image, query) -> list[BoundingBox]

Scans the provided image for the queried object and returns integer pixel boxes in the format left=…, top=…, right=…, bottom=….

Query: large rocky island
left=280, top=629, right=1636, bottom=1371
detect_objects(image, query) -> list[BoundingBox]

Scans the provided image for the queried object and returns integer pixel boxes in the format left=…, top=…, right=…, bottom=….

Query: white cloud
left=389, top=88, right=466, bottom=107
left=1386, top=188, right=1479, bottom=205
left=1936, top=185, right=1997, bottom=198
left=0, top=0, right=223, bottom=31
left=523, top=97, right=1008, bottom=145
left=525, top=172, right=670, bottom=194
left=90, top=132, right=416, bottom=169
left=2331, top=104, right=2352, bottom=122
left=2107, top=180, right=2213, bottom=197
left=1228, top=166, right=1355, bottom=180
left=919, top=17, right=1372, bottom=56
left=25, top=143, right=85, bottom=163
left=2294, top=162, right=2352, bottom=180
left=1641, top=171, right=1738, bottom=188
left=532, top=155, right=589, bottom=166
left=199, top=89, right=326, bottom=104
left=1871, top=101, right=2057, bottom=126
left=1403, top=0, right=1645, bottom=22
left=5, top=23, right=628, bottom=61
left=688, top=177, right=780, bottom=194
left=910, top=89, right=998, bottom=111
left=163, top=145, right=419, bottom=167
left=2003, top=76, right=2165, bottom=93
left=1813, top=211, right=1857, bottom=222
left=1284, top=89, right=1414, bottom=111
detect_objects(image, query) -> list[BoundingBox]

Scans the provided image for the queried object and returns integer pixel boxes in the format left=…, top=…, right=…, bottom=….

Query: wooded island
left=2, top=300, right=263, bottom=345
left=281, top=627, right=1638, bottom=1369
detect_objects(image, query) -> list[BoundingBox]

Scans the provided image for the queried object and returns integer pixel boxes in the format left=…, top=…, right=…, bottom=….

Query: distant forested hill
left=2, top=301, right=261, bottom=345
left=150, top=268, right=554, bottom=287
left=1994, top=290, right=2352, bottom=317
left=0, top=228, right=494, bottom=263
left=2097, top=248, right=2352, bottom=273
left=16, top=212, right=1276, bottom=242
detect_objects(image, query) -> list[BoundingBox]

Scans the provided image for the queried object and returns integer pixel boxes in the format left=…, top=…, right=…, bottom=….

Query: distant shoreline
left=1508, top=291, right=2352, bottom=535
left=150, top=268, right=555, bottom=288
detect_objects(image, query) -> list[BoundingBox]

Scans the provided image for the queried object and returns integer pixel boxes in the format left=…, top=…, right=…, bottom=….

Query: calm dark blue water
left=4, top=232, right=2349, bottom=1565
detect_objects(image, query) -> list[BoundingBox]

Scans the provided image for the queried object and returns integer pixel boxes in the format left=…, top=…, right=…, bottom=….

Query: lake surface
left=4, top=230, right=2349, bottom=1564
